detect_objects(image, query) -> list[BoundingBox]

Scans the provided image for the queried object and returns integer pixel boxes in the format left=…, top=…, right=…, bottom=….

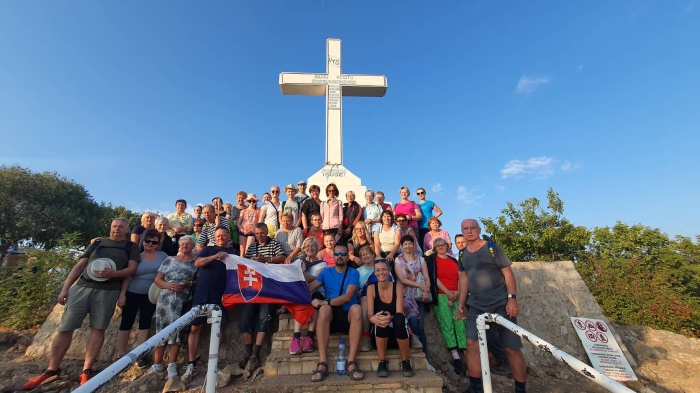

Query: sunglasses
left=271, top=190, right=280, bottom=194
left=417, top=192, right=425, bottom=195
left=143, top=240, right=159, bottom=245
left=396, top=219, right=406, bottom=223
left=333, top=252, right=348, bottom=256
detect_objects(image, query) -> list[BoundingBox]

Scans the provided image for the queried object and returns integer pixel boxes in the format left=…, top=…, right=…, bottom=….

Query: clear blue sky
left=1, top=1, right=698, bottom=239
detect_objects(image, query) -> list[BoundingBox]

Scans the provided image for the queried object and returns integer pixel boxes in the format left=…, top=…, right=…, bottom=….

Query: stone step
left=264, top=348, right=428, bottom=377
left=255, top=369, right=443, bottom=393
left=271, top=329, right=423, bottom=352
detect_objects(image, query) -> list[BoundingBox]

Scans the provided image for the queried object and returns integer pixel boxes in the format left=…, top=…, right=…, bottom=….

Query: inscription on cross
left=279, top=38, right=387, bottom=166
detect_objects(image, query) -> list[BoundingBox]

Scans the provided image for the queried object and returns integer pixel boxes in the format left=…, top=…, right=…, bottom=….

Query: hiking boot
left=302, top=336, right=315, bottom=353
left=454, top=358, right=465, bottom=375
left=136, top=353, right=152, bottom=369
left=289, top=337, right=302, bottom=355
left=401, top=360, right=415, bottom=377
left=410, top=335, right=423, bottom=349
left=359, top=336, right=372, bottom=352
left=247, top=355, right=261, bottom=372
left=147, top=363, right=164, bottom=374
left=23, top=369, right=60, bottom=390
left=181, top=363, right=197, bottom=382
left=166, top=363, right=178, bottom=379
left=79, top=369, right=93, bottom=386
left=376, top=360, right=389, bottom=377
left=491, top=359, right=511, bottom=375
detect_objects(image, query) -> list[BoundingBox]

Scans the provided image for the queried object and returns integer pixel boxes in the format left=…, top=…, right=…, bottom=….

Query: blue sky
left=1, top=1, right=699, bottom=240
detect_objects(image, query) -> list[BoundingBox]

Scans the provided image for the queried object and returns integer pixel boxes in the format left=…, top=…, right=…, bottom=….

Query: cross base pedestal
left=307, top=164, right=366, bottom=203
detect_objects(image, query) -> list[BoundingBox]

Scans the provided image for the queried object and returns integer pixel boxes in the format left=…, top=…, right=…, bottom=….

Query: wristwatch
left=507, top=294, right=517, bottom=299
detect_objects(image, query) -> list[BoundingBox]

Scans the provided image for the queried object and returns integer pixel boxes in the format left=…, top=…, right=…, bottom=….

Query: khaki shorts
left=59, top=285, right=119, bottom=331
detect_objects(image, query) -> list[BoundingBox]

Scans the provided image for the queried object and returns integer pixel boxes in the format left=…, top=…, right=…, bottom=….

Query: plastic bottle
left=336, top=338, right=346, bottom=375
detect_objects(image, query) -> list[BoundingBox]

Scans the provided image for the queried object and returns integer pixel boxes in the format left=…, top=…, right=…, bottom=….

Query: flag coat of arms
left=222, top=255, right=314, bottom=324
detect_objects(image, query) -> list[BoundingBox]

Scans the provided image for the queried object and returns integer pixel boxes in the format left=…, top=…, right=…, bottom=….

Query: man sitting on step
left=307, top=244, right=365, bottom=382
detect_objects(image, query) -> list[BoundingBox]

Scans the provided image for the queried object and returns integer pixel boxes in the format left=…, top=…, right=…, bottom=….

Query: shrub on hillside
left=0, top=248, right=73, bottom=330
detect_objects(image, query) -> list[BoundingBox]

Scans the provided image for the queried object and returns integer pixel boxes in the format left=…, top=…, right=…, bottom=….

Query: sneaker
left=136, top=353, right=152, bottom=369
left=376, top=360, right=389, bottom=377
left=463, top=387, right=484, bottom=393
left=359, top=336, right=372, bottom=352
left=181, top=363, right=198, bottom=382
left=401, top=360, right=415, bottom=377
left=166, top=363, right=178, bottom=379
left=289, top=337, right=302, bottom=355
left=454, top=358, right=464, bottom=375
left=79, top=369, right=93, bottom=386
left=276, top=306, right=289, bottom=314
left=302, top=336, right=315, bottom=353
left=147, top=363, right=164, bottom=374
left=491, top=360, right=511, bottom=375
left=410, top=335, right=423, bottom=349
left=23, top=369, right=60, bottom=390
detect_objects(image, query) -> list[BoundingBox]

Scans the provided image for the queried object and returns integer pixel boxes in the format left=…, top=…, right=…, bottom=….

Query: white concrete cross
left=279, top=38, right=387, bottom=165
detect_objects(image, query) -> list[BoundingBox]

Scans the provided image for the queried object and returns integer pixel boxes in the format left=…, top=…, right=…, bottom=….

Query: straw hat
left=84, top=258, right=116, bottom=282
left=284, top=184, right=297, bottom=193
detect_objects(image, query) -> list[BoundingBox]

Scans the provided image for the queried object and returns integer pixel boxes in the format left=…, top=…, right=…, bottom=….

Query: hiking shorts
left=466, top=304, right=523, bottom=349
left=59, top=285, right=119, bottom=331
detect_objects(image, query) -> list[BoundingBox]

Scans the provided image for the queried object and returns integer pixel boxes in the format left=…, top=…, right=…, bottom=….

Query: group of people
left=23, top=181, right=528, bottom=393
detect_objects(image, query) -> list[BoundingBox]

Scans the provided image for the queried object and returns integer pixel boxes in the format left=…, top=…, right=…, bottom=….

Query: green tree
left=480, top=188, right=590, bottom=262
left=577, top=223, right=700, bottom=336
left=0, top=165, right=142, bottom=258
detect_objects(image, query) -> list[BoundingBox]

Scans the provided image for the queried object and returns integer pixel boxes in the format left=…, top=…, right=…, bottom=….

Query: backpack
left=487, top=241, right=496, bottom=258
left=90, top=238, right=134, bottom=260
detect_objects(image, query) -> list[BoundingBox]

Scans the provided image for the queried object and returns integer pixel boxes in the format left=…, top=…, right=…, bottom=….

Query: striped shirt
left=245, top=238, right=285, bottom=258
left=197, top=219, right=230, bottom=246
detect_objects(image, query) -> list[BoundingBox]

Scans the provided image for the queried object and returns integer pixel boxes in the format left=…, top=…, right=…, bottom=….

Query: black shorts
left=240, top=303, right=270, bottom=334
left=466, top=305, right=522, bottom=349
left=329, top=305, right=350, bottom=334
left=312, top=292, right=326, bottom=301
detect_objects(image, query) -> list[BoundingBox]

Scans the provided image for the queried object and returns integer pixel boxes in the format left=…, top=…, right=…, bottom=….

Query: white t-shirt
left=261, top=201, right=281, bottom=227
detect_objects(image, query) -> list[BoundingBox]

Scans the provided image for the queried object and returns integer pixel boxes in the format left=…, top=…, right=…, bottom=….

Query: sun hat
left=148, top=283, right=161, bottom=304
left=284, top=184, right=297, bottom=192
left=246, top=193, right=258, bottom=202
left=84, top=258, right=116, bottom=282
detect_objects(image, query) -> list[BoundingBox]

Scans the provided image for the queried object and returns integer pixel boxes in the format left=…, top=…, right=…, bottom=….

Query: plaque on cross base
left=279, top=38, right=387, bottom=202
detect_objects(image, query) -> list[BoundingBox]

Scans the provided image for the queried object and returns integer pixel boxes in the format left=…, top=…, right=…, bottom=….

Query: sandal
left=311, top=362, right=328, bottom=382
left=346, top=361, right=365, bottom=381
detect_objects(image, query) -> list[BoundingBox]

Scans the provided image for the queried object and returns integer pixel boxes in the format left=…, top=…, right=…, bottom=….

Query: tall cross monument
left=279, top=38, right=387, bottom=201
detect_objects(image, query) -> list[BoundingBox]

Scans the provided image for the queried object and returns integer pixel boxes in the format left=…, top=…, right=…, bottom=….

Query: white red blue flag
left=222, top=255, right=314, bottom=324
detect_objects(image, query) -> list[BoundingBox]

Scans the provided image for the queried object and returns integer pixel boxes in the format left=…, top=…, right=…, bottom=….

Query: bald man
left=457, top=219, right=527, bottom=393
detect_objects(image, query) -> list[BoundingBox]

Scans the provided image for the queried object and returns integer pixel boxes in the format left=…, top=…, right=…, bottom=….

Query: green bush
left=0, top=248, right=74, bottom=330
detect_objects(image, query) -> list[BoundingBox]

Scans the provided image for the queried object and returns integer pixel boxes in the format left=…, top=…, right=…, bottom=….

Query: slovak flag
left=221, top=255, right=315, bottom=325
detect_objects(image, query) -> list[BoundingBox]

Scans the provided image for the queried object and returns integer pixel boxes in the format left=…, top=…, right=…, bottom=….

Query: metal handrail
left=74, top=304, right=223, bottom=393
left=476, top=313, right=635, bottom=393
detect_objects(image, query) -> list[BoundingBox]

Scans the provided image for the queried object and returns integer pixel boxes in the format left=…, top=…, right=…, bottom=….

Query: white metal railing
left=476, top=313, right=635, bottom=393
left=74, top=304, right=223, bottom=393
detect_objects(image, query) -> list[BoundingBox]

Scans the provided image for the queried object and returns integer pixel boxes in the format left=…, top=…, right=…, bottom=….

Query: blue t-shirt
left=316, top=267, right=360, bottom=313
left=418, top=201, right=436, bottom=228
left=193, top=246, right=238, bottom=306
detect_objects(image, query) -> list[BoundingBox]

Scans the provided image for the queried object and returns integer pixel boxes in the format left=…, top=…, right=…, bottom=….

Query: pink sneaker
left=289, top=337, right=302, bottom=355
left=302, top=336, right=315, bottom=353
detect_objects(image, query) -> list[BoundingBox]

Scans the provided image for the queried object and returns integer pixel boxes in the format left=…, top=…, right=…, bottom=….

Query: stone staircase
left=258, top=313, right=443, bottom=393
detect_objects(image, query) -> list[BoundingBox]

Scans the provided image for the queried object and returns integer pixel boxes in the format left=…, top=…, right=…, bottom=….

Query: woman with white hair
left=155, top=217, right=177, bottom=256
left=131, top=212, right=156, bottom=244
left=289, top=237, right=327, bottom=354
left=148, top=236, right=198, bottom=378
left=342, top=191, right=362, bottom=244
left=362, top=189, right=382, bottom=236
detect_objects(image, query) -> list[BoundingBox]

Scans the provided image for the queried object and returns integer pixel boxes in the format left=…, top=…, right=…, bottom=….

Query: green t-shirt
left=76, top=238, right=141, bottom=291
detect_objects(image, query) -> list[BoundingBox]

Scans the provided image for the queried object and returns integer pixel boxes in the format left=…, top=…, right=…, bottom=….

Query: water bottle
left=336, top=338, right=346, bottom=375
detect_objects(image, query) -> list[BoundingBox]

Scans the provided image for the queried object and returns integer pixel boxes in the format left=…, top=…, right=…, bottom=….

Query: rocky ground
left=0, top=323, right=698, bottom=393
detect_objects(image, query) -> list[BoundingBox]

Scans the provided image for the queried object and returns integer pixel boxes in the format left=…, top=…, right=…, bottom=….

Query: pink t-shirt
left=393, top=201, right=419, bottom=228
left=424, top=229, right=453, bottom=255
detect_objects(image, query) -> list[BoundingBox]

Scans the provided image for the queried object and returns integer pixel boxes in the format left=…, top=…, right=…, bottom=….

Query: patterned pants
left=435, top=294, right=467, bottom=351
